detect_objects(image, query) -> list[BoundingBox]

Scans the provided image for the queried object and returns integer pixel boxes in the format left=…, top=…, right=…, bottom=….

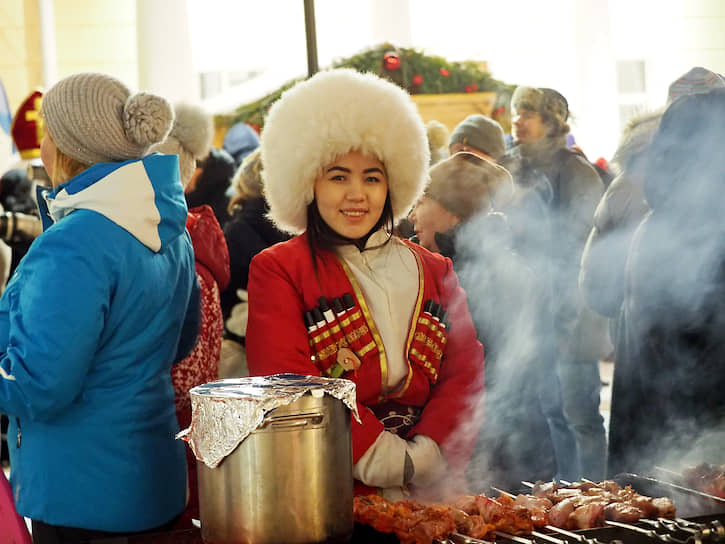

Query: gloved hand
left=406, top=434, right=447, bottom=487
left=353, top=430, right=409, bottom=488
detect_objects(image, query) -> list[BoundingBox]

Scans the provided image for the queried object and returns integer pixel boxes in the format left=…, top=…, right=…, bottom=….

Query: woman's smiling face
left=313, top=151, right=389, bottom=240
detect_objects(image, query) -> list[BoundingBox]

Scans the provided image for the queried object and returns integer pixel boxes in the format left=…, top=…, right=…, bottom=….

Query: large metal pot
left=194, top=378, right=354, bottom=544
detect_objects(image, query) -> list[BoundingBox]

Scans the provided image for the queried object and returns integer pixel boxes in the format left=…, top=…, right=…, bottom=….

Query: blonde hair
left=48, top=132, right=89, bottom=187
left=228, top=148, right=263, bottom=213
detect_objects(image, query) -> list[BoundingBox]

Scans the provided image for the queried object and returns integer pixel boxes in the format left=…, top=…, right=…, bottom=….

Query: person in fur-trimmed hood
left=499, top=85, right=607, bottom=481
left=579, top=110, right=662, bottom=320
left=246, top=69, right=484, bottom=501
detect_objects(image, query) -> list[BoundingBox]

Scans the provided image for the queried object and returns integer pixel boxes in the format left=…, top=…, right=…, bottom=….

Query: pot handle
left=261, top=412, right=325, bottom=430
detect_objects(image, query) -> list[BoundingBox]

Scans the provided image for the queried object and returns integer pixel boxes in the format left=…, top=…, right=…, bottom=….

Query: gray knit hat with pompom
left=42, top=72, right=174, bottom=165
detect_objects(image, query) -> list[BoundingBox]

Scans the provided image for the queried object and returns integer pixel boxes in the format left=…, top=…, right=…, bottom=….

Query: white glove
left=406, top=434, right=446, bottom=487
left=353, top=430, right=409, bottom=488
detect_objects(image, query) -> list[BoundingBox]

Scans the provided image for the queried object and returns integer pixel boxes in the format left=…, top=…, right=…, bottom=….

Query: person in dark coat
left=184, top=147, right=236, bottom=228
left=219, top=148, right=289, bottom=378
left=409, top=152, right=562, bottom=489
left=608, top=88, right=725, bottom=477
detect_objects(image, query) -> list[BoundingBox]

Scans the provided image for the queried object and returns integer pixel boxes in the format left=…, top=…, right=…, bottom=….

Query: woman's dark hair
left=306, top=194, right=394, bottom=268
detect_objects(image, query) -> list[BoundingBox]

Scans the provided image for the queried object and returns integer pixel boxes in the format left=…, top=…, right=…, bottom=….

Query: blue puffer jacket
left=0, top=154, right=199, bottom=532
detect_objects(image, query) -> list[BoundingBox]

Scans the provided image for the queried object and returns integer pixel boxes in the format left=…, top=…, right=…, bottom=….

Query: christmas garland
left=220, top=43, right=515, bottom=132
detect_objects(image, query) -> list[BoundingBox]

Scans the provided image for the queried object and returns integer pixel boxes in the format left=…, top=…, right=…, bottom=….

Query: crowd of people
left=0, top=63, right=723, bottom=543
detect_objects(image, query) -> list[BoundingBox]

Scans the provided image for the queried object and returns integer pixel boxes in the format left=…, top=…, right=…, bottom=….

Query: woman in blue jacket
left=0, top=72, right=199, bottom=542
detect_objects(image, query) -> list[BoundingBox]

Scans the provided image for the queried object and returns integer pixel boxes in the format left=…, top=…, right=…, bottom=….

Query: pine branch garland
left=217, top=43, right=515, bottom=131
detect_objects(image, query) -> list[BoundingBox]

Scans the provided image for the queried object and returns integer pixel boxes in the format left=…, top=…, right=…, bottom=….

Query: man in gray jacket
left=500, top=86, right=607, bottom=480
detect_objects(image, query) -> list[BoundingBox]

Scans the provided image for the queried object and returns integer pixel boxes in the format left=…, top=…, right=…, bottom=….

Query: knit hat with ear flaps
left=152, top=102, right=213, bottom=187
left=425, top=152, right=514, bottom=221
left=449, top=114, right=506, bottom=160
left=511, top=86, right=570, bottom=137
left=42, top=72, right=174, bottom=165
left=261, top=69, right=430, bottom=235
left=667, top=66, right=725, bottom=105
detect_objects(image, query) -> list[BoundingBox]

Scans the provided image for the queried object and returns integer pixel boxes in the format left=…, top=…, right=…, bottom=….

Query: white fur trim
left=260, top=69, right=430, bottom=234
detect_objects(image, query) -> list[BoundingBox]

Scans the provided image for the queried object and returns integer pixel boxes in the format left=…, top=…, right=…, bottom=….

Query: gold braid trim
left=390, top=248, right=425, bottom=400
left=338, top=258, right=389, bottom=391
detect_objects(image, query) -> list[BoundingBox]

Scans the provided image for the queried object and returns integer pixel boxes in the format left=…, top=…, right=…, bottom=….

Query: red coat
left=246, top=234, right=484, bottom=476
left=172, top=205, right=230, bottom=528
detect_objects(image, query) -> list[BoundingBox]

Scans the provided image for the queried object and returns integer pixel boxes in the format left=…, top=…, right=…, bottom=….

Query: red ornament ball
left=465, top=85, right=473, bottom=93
left=412, top=74, right=424, bottom=86
left=440, top=68, right=450, bottom=77
left=383, top=51, right=401, bottom=71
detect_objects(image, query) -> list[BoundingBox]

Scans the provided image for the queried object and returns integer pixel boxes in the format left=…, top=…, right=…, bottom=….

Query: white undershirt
left=336, top=231, right=418, bottom=390
left=337, top=232, right=446, bottom=490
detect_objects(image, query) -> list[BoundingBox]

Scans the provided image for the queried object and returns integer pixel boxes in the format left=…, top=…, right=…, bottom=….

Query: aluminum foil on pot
left=177, top=373, right=359, bottom=468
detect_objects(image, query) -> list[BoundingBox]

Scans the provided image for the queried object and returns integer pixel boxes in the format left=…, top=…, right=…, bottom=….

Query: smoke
left=432, top=89, right=725, bottom=498
left=451, top=209, right=566, bottom=493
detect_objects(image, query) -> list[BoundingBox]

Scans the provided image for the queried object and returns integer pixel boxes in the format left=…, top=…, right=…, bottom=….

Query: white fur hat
left=152, top=102, right=213, bottom=187
left=260, top=69, right=430, bottom=234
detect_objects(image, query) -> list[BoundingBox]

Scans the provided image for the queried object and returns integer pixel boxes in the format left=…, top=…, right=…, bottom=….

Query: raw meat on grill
left=353, top=480, right=678, bottom=541
left=530, top=480, right=676, bottom=528
left=683, top=463, right=725, bottom=498
left=513, top=494, right=553, bottom=528
left=353, top=495, right=456, bottom=544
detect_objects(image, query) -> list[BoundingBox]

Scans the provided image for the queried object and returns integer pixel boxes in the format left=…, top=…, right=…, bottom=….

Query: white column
left=136, top=0, right=198, bottom=102
left=572, top=0, right=620, bottom=160
left=37, top=0, right=58, bottom=88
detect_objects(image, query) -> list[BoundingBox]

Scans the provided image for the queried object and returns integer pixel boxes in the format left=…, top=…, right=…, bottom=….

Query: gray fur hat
left=449, top=114, right=506, bottom=160
left=42, top=72, right=174, bottom=165
left=152, top=102, right=213, bottom=186
left=511, top=86, right=570, bottom=137
left=425, top=151, right=514, bottom=220
left=261, top=69, right=429, bottom=235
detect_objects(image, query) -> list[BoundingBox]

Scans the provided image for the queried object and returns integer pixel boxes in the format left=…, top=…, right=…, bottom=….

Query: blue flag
left=0, top=78, right=11, bottom=136
left=0, top=78, right=14, bottom=153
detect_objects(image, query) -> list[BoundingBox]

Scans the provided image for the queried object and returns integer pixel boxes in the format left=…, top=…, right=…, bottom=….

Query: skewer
left=543, top=524, right=613, bottom=544
left=530, top=530, right=569, bottom=544
left=654, top=466, right=682, bottom=478
left=494, top=530, right=537, bottom=544
left=448, top=532, right=495, bottom=544
left=605, top=520, right=690, bottom=544
left=643, top=518, right=701, bottom=535
left=491, top=485, right=517, bottom=498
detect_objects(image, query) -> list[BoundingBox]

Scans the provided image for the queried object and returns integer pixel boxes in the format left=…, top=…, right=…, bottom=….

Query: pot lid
left=178, top=374, right=359, bottom=468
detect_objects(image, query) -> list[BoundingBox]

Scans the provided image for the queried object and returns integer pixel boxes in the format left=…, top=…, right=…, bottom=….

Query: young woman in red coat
left=246, top=69, right=484, bottom=500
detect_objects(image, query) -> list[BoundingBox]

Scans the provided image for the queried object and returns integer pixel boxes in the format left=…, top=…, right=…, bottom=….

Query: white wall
left=609, top=0, right=725, bottom=107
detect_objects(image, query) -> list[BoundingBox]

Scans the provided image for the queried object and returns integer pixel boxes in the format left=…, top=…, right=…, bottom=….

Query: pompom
left=169, top=103, right=213, bottom=160
left=123, top=92, right=174, bottom=147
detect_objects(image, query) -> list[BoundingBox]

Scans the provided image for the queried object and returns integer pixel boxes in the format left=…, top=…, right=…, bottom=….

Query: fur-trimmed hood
left=611, top=110, right=663, bottom=174
left=260, top=69, right=430, bottom=235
